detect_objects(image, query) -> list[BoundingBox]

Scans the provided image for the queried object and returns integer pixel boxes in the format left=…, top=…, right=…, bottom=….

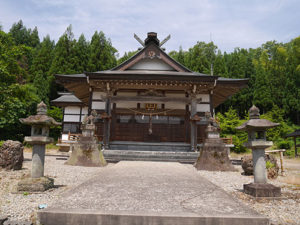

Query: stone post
left=31, top=145, right=46, bottom=178
left=252, top=149, right=267, bottom=183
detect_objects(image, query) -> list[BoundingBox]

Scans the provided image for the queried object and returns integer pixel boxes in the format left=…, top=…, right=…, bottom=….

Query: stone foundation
left=243, top=183, right=281, bottom=198
left=66, top=136, right=107, bottom=167
left=17, top=177, right=54, bottom=192
left=195, top=138, right=236, bottom=171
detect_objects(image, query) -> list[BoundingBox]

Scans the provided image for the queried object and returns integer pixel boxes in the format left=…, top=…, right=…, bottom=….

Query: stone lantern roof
left=236, top=105, right=279, bottom=131
left=19, top=101, right=61, bottom=126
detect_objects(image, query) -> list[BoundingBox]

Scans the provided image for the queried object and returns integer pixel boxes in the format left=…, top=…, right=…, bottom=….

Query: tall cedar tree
left=73, top=34, right=89, bottom=73
left=87, top=31, right=117, bottom=71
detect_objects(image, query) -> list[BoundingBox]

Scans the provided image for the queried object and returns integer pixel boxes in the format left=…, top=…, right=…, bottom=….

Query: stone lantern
left=18, top=102, right=61, bottom=192
left=237, top=105, right=281, bottom=197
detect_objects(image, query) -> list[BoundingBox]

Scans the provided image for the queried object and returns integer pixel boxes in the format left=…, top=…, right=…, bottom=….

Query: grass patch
left=230, top=151, right=251, bottom=159
left=266, top=161, right=275, bottom=169
left=46, top=143, right=59, bottom=150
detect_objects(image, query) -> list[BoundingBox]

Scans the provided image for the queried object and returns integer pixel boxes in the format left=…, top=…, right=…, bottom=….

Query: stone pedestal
left=17, top=177, right=54, bottom=192
left=195, top=124, right=236, bottom=171
left=17, top=137, right=55, bottom=192
left=66, top=138, right=107, bottom=167
left=244, top=183, right=281, bottom=198
left=66, top=124, right=107, bottom=167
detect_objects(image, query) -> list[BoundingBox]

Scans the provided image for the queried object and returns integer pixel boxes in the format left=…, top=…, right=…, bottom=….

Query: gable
left=127, top=58, right=176, bottom=71
left=113, top=43, right=191, bottom=72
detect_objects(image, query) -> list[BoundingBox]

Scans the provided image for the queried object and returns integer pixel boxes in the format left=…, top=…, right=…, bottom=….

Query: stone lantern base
left=65, top=136, right=107, bottom=167
left=17, top=177, right=54, bottom=192
left=244, top=183, right=281, bottom=198
left=195, top=138, right=236, bottom=172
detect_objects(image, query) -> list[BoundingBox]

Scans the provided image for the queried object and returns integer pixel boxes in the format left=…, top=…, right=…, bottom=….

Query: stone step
left=103, top=150, right=199, bottom=163
left=109, top=141, right=191, bottom=152
left=39, top=209, right=269, bottom=225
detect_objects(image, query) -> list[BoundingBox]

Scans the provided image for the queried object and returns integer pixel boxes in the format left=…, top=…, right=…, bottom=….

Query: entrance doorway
left=111, top=114, right=188, bottom=142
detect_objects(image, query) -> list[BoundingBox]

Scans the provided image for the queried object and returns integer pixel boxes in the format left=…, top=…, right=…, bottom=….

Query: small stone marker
left=18, top=102, right=61, bottom=192
left=237, top=105, right=281, bottom=198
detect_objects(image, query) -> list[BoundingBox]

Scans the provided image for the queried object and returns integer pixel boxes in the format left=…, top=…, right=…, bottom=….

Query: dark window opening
left=63, top=123, right=80, bottom=133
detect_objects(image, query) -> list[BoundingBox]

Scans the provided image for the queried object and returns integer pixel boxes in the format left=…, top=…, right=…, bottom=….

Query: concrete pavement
left=38, top=161, right=269, bottom=225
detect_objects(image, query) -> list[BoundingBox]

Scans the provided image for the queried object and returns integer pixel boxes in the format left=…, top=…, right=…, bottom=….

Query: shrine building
left=52, top=32, right=248, bottom=152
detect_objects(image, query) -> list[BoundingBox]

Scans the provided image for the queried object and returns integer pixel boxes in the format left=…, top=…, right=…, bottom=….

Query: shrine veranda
left=52, top=32, right=248, bottom=151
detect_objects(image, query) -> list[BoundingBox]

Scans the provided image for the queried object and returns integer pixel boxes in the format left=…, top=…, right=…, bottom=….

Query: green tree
left=184, top=41, right=215, bottom=73
left=49, top=25, right=77, bottom=75
left=9, top=20, right=31, bottom=46
left=47, top=106, right=63, bottom=140
left=73, top=34, right=89, bottom=73
left=216, top=108, right=248, bottom=153
left=87, top=31, right=117, bottom=71
left=33, top=72, right=49, bottom=104
left=252, top=59, right=273, bottom=112
left=0, top=84, right=40, bottom=141
left=31, top=35, right=55, bottom=77
left=0, top=30, right=31, bottom=83
left=117, top=50, right=138, bottom=65
left=9, top=20, right=40, bottom=48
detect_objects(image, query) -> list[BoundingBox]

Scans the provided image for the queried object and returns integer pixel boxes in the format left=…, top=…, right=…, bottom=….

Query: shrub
left=231, top=134, right=248, bottom=153
left=266, top=161, right=275, bottom=169
left=284, top=149, right=295, bottom=157
left=275, top=138, right=292, bottom=150
left=217, top=108, right=248, bottom=153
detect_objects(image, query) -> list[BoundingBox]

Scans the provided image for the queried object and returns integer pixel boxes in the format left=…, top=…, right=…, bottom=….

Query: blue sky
left=0, top=0, right=299, bottom=56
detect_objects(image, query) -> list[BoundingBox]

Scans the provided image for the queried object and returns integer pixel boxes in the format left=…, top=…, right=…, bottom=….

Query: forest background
left=0, top=21, right=299, bottom=155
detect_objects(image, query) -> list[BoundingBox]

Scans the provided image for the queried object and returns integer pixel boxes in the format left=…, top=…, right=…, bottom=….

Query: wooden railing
left=68, top=132, right=81, bottom=141
left=265, top=149, right=286, bottom=174
left=57, top=132, right=81, bottom=143
left=221, top=137, right=233, bottom=145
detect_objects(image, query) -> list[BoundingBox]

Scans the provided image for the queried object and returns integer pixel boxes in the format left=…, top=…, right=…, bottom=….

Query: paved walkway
left=39, top=161, right=268, bottom=225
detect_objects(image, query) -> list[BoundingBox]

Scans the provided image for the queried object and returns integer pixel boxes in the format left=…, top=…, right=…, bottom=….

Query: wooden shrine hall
left=53, top=32, right=248, bottom=152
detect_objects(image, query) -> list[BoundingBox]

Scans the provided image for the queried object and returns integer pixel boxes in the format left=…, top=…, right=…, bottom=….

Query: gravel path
left=192, top=164, right=300, bottom=225
left=0, top=151, right=111, bottom=222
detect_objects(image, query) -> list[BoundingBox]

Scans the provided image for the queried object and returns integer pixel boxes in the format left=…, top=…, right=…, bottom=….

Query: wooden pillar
left=190, top=95, right=197, bottom=151
left=103, top=93, right=112, bottom=149
left=62, top=107, right=65, bottom=134
left=209, top=90, right=214, bottom=117
left=294, top=137, right=298, bottom=157
left=88, top=88, right=93, bottom=115
left=79, top=106, right=82, bottom=124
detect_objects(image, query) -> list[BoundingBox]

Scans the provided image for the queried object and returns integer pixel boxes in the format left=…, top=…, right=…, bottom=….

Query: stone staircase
left=103, top=150, right=199, bottom=163
left=108, top=141, right=191, bottom=152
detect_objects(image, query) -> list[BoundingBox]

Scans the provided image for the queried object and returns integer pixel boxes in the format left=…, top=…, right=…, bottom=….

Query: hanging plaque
left=145, top=103, right=157, bottom=110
